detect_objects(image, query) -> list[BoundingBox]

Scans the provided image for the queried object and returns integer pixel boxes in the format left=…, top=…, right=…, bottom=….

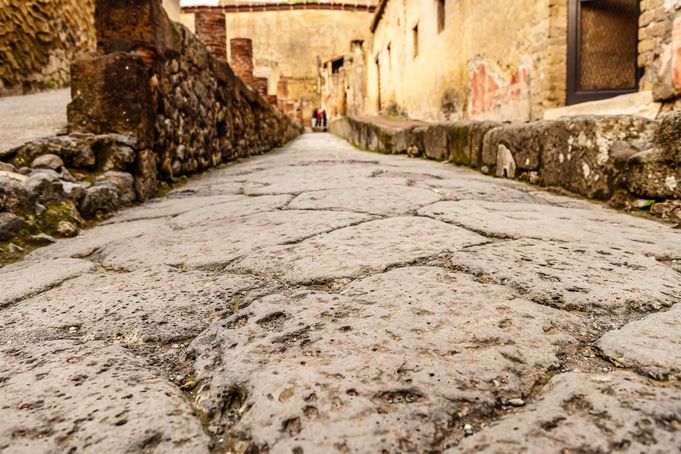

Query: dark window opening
left=437, top=0, right=445, bottom=33
left=567, top=0, right=639, bottom=105
left=331, top=57, right=344, bottom=74
left=413, top=24, right=419, bottom=58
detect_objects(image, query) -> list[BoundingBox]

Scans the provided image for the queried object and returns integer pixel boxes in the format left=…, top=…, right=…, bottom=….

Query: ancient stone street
left=1, top=133, right=681, bottom=453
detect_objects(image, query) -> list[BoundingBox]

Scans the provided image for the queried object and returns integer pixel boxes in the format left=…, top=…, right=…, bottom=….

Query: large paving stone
left=102, top=194, right=252, bottom=224
left=189, top=267, right=585, bottom=453
left=421, top=179, right=544, bottom=204
left=0, top=341, right=210, bottom=453
left=450, top=372, right=681, bottom=453
left=420, top=200, right=681, bottom=258
left=233, top=217, right=487, bottom=284
left=97, top=210, right=373, bottom=270
left=0, top=258, right=96, bottom=308
left=171, top=194, right=292, bottom=228
left=288, top=185, right=441, bottom=215
left=28, top=219, right=172, bottom=261
left=597, top=304, right=681, bottom=380
left=450, top=239, right=681, bottom=315
left=0, top=266, right=265, bottom=345
left=239, top=163, right=418, bottom=195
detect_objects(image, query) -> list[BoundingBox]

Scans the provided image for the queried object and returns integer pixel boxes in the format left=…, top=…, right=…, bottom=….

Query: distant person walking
left=316, top=109, right=323, bottom=129
left=312, top=108, right=319, bottom=128
left=322, top=110, right=327, bottom=128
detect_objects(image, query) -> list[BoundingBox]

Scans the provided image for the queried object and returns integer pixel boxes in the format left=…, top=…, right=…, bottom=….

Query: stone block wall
left=331, top=114, right=681, bottom=221
left=0, top=0, right=95, bottom=96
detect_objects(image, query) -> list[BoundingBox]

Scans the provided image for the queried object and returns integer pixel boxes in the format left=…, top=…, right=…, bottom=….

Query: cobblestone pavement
left=1, top=133, right=680, bottom=453
left=0, top=89, right=69, bottom=154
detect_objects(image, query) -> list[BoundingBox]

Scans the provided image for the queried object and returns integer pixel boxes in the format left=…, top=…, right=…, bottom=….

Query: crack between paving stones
left=0, top=273, right=86, bottom=311
left=413, top=213, right=517, bottom=240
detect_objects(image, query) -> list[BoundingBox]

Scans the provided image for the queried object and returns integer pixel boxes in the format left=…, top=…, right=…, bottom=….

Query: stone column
left=194, top=10, right=227, bottom=60
left=230, top=38, right=254, bottom=86
left=254, top=77, right=268, bottom=98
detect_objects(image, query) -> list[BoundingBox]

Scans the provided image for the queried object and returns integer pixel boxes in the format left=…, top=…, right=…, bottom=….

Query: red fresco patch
left=469, top=62, right=529, bottom=115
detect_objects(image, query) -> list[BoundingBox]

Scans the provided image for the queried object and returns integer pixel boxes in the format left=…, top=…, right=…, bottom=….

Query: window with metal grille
left=567, top=0, right=639, bottom=105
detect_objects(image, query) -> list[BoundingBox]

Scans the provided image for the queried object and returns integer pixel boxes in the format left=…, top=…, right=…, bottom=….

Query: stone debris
left=0, top=133, right=679, bottom=452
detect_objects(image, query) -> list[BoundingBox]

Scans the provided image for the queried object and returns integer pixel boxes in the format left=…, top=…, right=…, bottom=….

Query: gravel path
left=1, top=133, right=680, bottom=453
left=0, top=89, right=69, bottom=155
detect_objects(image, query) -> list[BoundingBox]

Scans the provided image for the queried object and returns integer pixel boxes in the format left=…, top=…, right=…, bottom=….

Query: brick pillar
left=254, top=77, right=268, bottom=97
left=194, top=10, right=227, bottom=60
left=230, top=38, right=254, bottom=86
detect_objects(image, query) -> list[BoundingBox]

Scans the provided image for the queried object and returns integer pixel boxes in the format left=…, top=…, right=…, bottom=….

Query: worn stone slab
left=102, top=194, right=252, bottom=224
left=189, top=267, right=584, bottom=452
left=450, top=372, right=681, bottom=453
left=0, top=341, right=210, bottom=453
left=0, top=266, right=264, bottom=346
left=171, top=194, right=292, bottom=228
left=420, top=200, right=681, bottom=258
left=28, top=219, right=172, bottom=261
left=422, top=179, right=544, bottom=204
left=0, top=258, right=96, bottom=308
left=239, top=163, right=420, bottom=196
left=450, top=239, right=681, bottom=315
left=597, top=304, right=681, bottom=380
left=97, top=210, right=373, bottom=270
left=233, top=217, right=487, bottom=284
left=288, top=185, right=441, bottom=215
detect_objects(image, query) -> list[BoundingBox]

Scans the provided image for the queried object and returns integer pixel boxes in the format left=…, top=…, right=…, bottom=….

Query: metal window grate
left=578, top=0, right=638, bottom=91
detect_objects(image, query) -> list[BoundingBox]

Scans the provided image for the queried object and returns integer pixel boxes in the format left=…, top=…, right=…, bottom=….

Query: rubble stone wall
left=68, top=0, right=301, bottom=201
left=331, top=115, right=681, bottom=217
left=0, top=0, right=300, bottom=256
left=0, top=0, right=96, bottom=96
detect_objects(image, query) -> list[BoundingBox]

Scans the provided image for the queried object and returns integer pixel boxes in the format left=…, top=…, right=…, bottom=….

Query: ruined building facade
left=185, top=0, right=681, bottom=124
left=181, top=1, right=377, bottom=126
left=366, top=0, right=681, bottom=121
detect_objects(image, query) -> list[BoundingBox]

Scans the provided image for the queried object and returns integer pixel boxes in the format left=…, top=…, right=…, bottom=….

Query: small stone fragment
left=56, top=220, right=79, bottom=237
left=7, top=243, right=24, bottom=254
left=464, top=424, right=474, bottom=436
left=0, top=212, right=23, bottom=241
left=27, top=233, right=56, bottom=246
left=31, top=154, right=64, bottom=170
left=507, top=398, right=525, bottom=407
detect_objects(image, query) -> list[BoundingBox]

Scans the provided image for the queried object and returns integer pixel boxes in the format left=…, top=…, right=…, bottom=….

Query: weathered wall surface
left=368, top=0, right=566, bottom=122
left=646, top=0, right=681, bottom=108
left=0, top=0, right=95, bottom=96
left=320, top=42, right=368, bottom=122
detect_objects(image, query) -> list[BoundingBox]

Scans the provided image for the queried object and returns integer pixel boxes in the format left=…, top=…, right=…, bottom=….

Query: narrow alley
left=2, top=133, right=680, bottom=453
